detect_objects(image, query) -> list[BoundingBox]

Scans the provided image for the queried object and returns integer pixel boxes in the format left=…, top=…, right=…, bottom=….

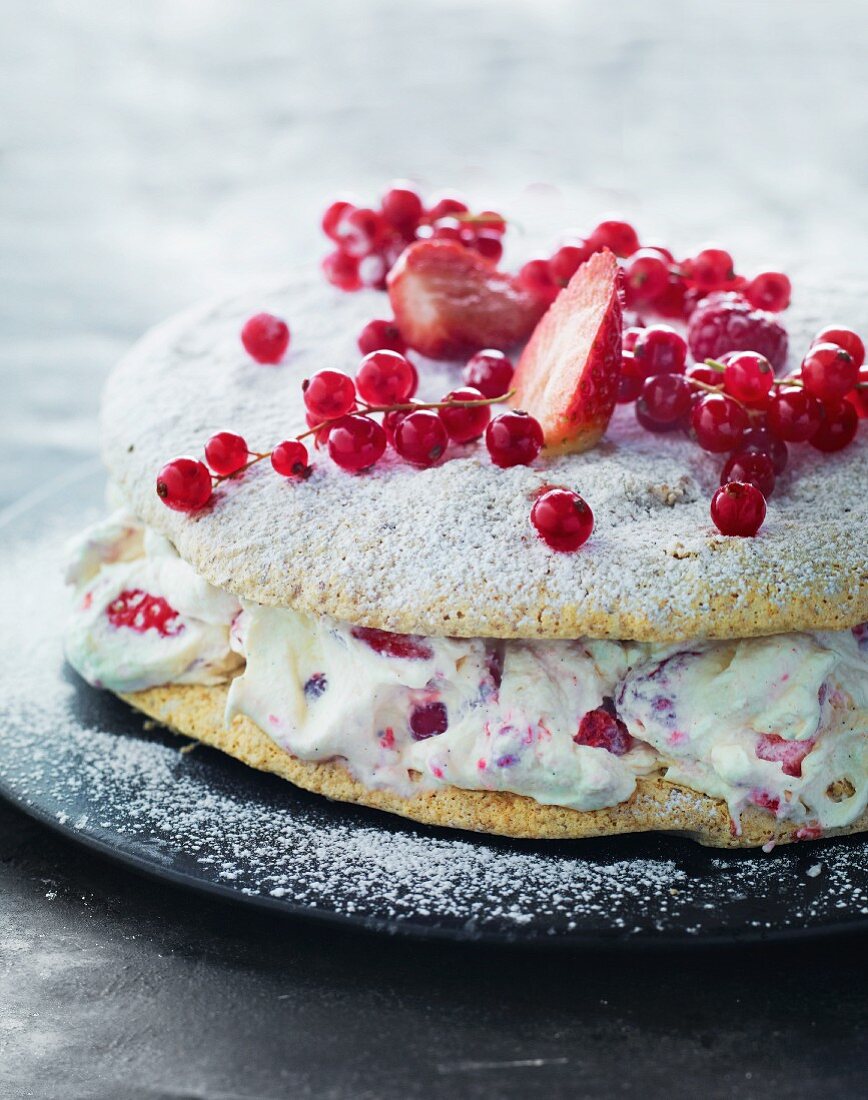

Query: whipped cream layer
left=65, top=513, right=868, bottom=832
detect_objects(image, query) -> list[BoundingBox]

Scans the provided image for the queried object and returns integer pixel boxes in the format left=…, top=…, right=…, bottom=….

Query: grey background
left=2, top=1, right=867, bottom=1097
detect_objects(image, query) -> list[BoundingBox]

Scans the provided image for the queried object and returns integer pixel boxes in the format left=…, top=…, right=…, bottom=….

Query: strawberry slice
left=386, top=240, right=547, bottom=359
left=510, top=249, right=622, bottom=453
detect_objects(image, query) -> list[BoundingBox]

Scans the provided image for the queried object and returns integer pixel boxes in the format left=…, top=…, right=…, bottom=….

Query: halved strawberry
left=386, top=240, right=547, bottom=359
left=510, top=249, right=622, bottom=453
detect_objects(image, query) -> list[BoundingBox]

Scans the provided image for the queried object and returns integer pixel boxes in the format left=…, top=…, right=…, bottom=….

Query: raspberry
left=574, top=708, right=632, bottom=755
left=687, top=296, right=788, bottom=371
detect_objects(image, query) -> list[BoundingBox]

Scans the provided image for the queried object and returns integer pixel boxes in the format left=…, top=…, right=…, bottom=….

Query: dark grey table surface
left=2, top=2, right=867, bottom=1096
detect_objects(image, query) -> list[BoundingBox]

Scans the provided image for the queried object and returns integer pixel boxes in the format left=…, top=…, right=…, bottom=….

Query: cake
left=63, top=189, right=868, bottom=848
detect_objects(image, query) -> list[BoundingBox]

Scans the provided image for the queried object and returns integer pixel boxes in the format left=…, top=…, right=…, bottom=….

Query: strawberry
left=509, top=249, right=622, bottom=453
left=386, top=240, right=547, bottom=360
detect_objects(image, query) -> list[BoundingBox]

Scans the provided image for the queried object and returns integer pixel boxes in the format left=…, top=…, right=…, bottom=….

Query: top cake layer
left=101, top=270, right=867, bottom=642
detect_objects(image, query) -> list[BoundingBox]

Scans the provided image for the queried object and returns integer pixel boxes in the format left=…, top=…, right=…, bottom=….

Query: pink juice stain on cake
left=106, top=589, right=184, bottom=637
left=350, top=626, right=433, bottom=661
left=755, top=733, right=816, bottom=778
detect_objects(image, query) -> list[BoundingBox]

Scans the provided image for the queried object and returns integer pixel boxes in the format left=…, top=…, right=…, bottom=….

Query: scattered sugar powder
left=1, top=479, right=867, bottom=943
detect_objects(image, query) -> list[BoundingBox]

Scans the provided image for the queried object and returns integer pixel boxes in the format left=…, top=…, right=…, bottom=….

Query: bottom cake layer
left=122, top=682, right=868, bottom=849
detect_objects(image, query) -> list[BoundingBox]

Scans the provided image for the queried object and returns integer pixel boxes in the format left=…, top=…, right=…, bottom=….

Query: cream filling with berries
left=65, top=512, right=868, bottom=830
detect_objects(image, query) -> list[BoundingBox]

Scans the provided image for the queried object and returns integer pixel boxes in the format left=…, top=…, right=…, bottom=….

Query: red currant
left=813, top=325, right=865, bottom=369
left=355, top=351, right=416, bottom=406
left=810, top=400, right=859, bottom=452
left=380, top=182, right=423, bottom=237
left=303, top=370, right=357, bottom=420
left=720, top=451, right=776, bottom=498
left=432, top=216, right=464, bottom=243
left=327, top=414, right=387, bottom=471
left=723, top=352, right=774, bottom=408
left=476, top=210, right=507, bottom=235
left=549, top=244, right=589, bottom=286
left=426, top=195, right=469, bottom=222
left=438, top=387, right=490, bottom=443
left=394, top=410, right=449, bottom=467
left=745, top=272, right=791, bottom=312
left=635, top=374, right=692, bottom=431
left=335, top=207, right=385, bottom=257
left=322, top=199, right=354, bottom=242
left=322, top=250, right=362, bottom=291
left=485, top=411, right=544, bottom=468
left=686, top=362, right=723, bottom=388
left=357, top=318, right=407, bottom=356
left=739, top=425, right=788, bottom=473
left=156, top=457, right=212, bottom=513
left=530, top=489, right=594, bottom=551
left=517, top=258, right=559, bottom=304
left=383, top=406, right=415, bottom=445
left=767, top=387, right=823, bottom=442
left=205, top=431, right=249, bottom=476
left=587, top=219, right=640, bottom=257
left=685, top=247, right=735, bottom=291
left=711, top=481, right=766, bottom=537
left=271, top=440, right=312, bottom=479
left=632, top=325, right=688, bottom=376
left=617, top=355, right=643, bottom=404
left=653, top=273, right=689, bottom=320
left=240, top=313, right=290, bottom=364
left=463, top=349, right=514, bottom=399
left=358, top=252, right=389, bottom=289
left=623, top=248, right=669, bottom=302
left=691, top=394, right=749, bottom=452
left=622, top=326, right=644, bottom=353
left=800, top=342, right=857, bottom=403
left=846, top=366, right=868, bottom=419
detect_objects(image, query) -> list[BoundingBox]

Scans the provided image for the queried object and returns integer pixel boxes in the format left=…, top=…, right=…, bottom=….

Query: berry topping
left=800, top=342, right=858, bottom=403
left=574, top=708, right=633, bottom=755
left=355, top=351, right=417, bottom=405
left=767, top=387, right=823, bottom=442
left=303, top=370, right=357, bottom=420
left=587, top=219, right=640, bottom=258
left=722, top=351, right=774, bottom=407
left=755, top=733, right=815, bottom=778
left=530, top=488, right=594, bottom=551
left=326, top=414, right=387, bottom=472
left=351, top=625, right=434, bottom=661
left=812, top=325, right=865, bottom=369
left=437, top=387, right=491, bottom=443
left=240, top=313, right=290, bottom=364
left=720, top=451, right=776, bottom=498
left=687, top=295, right=788, bottom=371
left=690, top=393, right=749, bottom=452
left=205, top=431, right=249, bottom=476
left=106, top=589, right=184, bottom=637
left=156, top=457, right=213, bottom=513
left=710, top=481, right=766, bottom=537
left=463, top=349, right=514, bottom=399
left=393, top=409, right=449, bottom=467
left=387, top=240, right=546, bottom=359
left=485, top=410, right=544, bottom=468
left=409, top=701, right=449, bottom=740
left=271, top=440, right=312, bottom=479
left=745, top=272, right=791, bottom=312
left=635, top=373, right=692, bottom=432
left=632, top=324, right=688, bottom=376
left=809, top=399, right=859, bottom=453
left=739, top=424, right=789, bottom=473
left=380, top=182, right=424, bottom=237
left=322, top=250, right=362, bottom=291
left=357, top=318, right=407, bottom=356
left=510, top=249, right=622, bottom=453
left=303, top=672, right=328, bottom=699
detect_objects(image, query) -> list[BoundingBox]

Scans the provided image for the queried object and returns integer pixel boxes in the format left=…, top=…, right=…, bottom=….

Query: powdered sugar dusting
left=2, top=479, right=868, bottom=944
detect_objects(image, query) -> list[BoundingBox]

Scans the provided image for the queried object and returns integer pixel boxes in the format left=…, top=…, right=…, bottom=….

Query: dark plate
left=1, top=466, right=867, bottom=947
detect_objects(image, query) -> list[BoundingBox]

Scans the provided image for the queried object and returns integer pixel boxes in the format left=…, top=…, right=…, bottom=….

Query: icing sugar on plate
left=1, top=468, right=867, bottom=946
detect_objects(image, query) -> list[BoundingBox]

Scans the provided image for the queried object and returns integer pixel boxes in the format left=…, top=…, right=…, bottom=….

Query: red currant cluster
left=516, top=218, right=791, bottom=320
left=618, top=320, right=865, bottom=536
left=321, top=182, right=507, bottom=292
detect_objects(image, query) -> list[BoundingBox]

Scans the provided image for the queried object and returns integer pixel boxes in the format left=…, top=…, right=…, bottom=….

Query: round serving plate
left=1, top=466, right=866, bottom=947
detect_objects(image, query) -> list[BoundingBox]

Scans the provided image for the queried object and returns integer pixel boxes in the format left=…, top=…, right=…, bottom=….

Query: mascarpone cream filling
left=64, top=512, right=868, bottom=832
